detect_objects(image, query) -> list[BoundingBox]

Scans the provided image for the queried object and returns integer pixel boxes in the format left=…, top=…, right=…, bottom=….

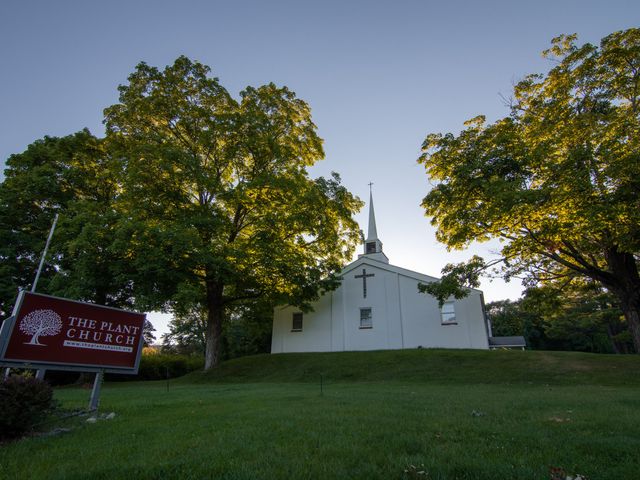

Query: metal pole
left=32, top=213, right=59, bottom=293
left=32, top=213, right=59, bottom=381
left=89, top=371, right=104, bottom=411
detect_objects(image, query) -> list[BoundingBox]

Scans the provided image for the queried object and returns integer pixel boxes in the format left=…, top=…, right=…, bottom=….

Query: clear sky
left=1, top=1, right=638, bottom=337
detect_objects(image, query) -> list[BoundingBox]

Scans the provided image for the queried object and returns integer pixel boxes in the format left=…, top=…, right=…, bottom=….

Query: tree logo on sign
left=19, top=309, right=62, bottom=346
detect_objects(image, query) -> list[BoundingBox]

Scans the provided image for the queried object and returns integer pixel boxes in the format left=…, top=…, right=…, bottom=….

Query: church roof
left=343, top=255, right=483, bottom=295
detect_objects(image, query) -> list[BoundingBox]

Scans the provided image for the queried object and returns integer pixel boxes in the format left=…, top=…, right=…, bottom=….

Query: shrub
left=137, top=353, right=204, bottom=380
left=106, top=353, right=204, bottom=381
left=0, top=376, right=54, bottom=440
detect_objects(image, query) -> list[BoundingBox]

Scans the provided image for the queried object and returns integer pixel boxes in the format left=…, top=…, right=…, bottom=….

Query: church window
left=292, top=312, right=303, bottom=332
left=366, top=242, right=377, bottom=254
left=360, top=307, right=373, bottom=329
left=440, top=302, right=457, bottom=325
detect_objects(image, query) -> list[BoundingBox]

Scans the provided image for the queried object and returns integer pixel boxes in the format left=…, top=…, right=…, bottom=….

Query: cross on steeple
left=354, top=268, right=375, bottom=298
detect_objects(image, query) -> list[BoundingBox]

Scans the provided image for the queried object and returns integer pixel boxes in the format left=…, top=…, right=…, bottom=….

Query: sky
left=1, top=0, right=638, bottom=338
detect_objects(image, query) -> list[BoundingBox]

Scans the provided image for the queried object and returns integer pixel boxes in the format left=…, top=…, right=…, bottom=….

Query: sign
left=0, top=291, right=145, bottom=374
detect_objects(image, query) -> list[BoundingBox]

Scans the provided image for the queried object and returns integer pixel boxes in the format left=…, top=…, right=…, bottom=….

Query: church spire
left=366, top=186, right=378, bottom=242
left=360, top=183, right=389, bottom=263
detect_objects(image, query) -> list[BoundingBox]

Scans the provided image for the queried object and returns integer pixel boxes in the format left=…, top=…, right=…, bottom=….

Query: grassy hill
left=187, top=348, right=640, bottom=386
left=2, top=349, right=639, bottom=480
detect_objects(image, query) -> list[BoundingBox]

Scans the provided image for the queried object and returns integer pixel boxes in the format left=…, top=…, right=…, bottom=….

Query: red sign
left=0, top=292, right=145, bottom=373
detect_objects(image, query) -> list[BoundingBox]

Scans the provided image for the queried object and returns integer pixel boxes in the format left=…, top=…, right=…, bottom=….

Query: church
left=271, top=192, right=491, bottom=353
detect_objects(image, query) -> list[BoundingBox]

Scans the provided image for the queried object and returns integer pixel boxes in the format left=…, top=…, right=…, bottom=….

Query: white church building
left=271, top=192, right=491, bottom=353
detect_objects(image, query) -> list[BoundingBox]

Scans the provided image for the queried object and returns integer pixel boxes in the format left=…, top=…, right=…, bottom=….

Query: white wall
left=271, top=259, right=489, bottom=353
left=271, top=293, right=333, bottom=354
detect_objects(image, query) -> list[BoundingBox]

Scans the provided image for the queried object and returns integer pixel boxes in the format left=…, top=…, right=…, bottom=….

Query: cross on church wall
left=354, top=268, right=375, bottom=298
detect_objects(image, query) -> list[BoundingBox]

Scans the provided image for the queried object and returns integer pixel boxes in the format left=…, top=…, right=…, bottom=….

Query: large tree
left=105, top=57, right=362, bottom=369
left=0, top=131, right=134, bottom=316
left=419, top=29, right=640, bottom=351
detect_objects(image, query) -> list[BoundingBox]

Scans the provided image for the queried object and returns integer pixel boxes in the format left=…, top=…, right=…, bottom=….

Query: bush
left=106, top=353, right=204, bottom=381
left=137, top=353, right=204, bottom=380
left=0, top=376, right=54, bottom=440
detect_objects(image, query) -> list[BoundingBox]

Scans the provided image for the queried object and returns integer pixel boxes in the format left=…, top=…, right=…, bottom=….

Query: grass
left=186, top=349, right=640, bottom=386
left=1, top=349, right=639, bottom=479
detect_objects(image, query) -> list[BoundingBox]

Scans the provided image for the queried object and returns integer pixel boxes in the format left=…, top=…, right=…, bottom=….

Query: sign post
left=0, top=291, right=146, bottom=409
left=89, top=370, right=104, bottom=411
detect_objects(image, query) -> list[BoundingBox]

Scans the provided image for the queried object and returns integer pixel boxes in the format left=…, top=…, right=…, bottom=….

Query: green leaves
left=418, top=256, right=485, bottom=307
left=1, top=56, right=362, bottom=367
left=103, top=57, right=362, bottom=366
left=420, top=28, right=640, bottom=272
left=418, top=28, right=640, bottom=351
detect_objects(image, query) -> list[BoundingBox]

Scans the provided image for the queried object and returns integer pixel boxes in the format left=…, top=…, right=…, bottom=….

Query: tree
left=162, top=300, right=272, bottom=359
left=521, top=281, right=632, bottom=354
left=485, top=299, right=547, bottom=350
left=0, top=131, right=135, bottom=316
left=485, top=284, right=631, bottom=353
left=222, top=299, right=273, bottom=360
left=418, top=29, right=640, bottom=352
left=143, top=320, right=156, bottom=347
left=162, top=307, right=207, bottom=356
left=0, top=133, right=84, bottom=317
left=105, top=57, right=362, bottom=369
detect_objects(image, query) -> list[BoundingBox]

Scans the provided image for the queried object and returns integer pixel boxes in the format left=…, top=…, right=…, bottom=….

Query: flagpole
left=32, top=213, right=59, bottom=293
left=32, top=213, right=59, bottom=380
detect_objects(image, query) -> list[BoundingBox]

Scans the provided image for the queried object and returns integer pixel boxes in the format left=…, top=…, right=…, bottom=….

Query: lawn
left=1, top=350, right=639, bottom=480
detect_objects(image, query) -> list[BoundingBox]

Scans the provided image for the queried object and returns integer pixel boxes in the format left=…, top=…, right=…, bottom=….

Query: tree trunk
left=618, top=296, right=640, bottom=354
left=605, top=323, right=621, bottom=354
left=204, top=281, right=224, bottom=370
left=604, top=248, right=640, bottom=353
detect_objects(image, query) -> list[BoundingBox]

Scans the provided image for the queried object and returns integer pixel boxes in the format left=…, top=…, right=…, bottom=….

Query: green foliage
left=163, top=300, right=273, bottom=360
left=0, top=130, right=136, bottom=314
left=1, top=56, right=362, bottom=369
left=106, top=353, right=203, bottom=381
left=136, top=353, right=203, bottom=381
left=104, top=56, right=363, bottom=368
left=0, top=375, right=54, bottom=440
left=221, top=300, right=273, bottom=360
left=142, top=320, right=156, bottom=347
left=522, top=281, right=632, bottom=353
left=486, top=281, right=633, bottom=353
left=162, top=307, right=207, bottom=356
left=419, top=29, right=640, bottom=350
left=418, top=255, right=484, bottom=306
left=486, top=298, right=548, bottom=349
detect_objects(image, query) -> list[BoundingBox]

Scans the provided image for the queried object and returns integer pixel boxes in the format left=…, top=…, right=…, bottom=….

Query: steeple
left=366, top=189, right=378, bottom=242
left=360, top=183, right=389, bottom=263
